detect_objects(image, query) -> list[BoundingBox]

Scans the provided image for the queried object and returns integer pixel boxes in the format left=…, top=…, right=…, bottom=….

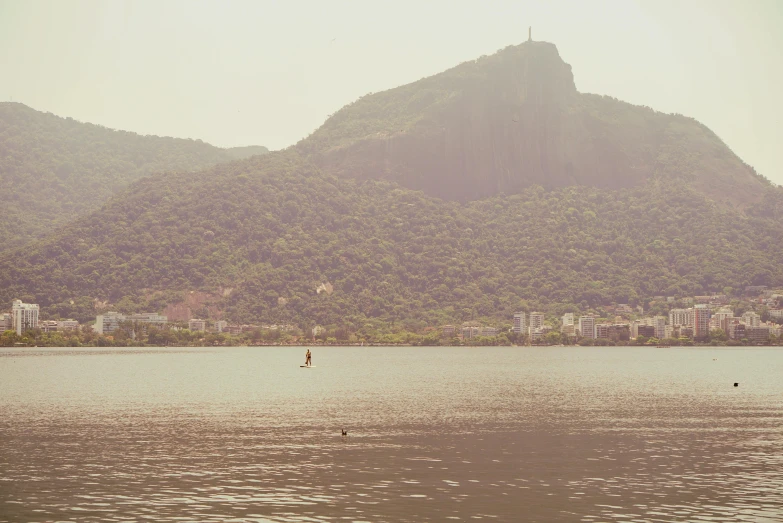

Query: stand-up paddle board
left=300, top=365, right=316, bottom=368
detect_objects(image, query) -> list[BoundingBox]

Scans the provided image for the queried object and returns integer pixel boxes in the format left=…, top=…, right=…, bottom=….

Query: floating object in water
left=341, top=429, right=347, bottom=436
left=734, top=383, right=739, bottom=387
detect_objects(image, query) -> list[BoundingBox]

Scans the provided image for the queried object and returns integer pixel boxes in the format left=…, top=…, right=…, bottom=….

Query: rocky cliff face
left=303, top=41, right=768, bottom=205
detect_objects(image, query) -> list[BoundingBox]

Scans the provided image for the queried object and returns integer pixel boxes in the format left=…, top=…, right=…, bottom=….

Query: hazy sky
left=1, top=0, right=781, bottom=185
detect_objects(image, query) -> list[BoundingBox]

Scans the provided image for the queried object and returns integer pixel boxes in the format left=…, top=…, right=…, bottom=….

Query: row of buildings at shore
left=448, top=303, right=781, bottom=342
left=5, top=286, right=783, bottom=343
left=1, top=301, right=296, bottom=337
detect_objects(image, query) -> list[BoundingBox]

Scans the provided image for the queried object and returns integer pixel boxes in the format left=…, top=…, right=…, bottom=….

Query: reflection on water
left=1, top=346, right=782, bottom=522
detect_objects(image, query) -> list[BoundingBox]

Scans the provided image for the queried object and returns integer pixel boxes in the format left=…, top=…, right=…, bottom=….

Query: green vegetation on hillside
left=2, top=40, right=781, bottom=335
left=1, top=150, right=781, bottom=329
left=0, top=103, right=265, bottom=251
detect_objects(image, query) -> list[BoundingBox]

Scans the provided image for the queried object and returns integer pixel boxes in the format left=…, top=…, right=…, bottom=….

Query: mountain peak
left=300, top=40, right=764, bottom=205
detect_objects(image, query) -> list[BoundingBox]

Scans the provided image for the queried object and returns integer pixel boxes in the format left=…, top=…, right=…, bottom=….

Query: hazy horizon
left=2, top=0, right=781, bottom=185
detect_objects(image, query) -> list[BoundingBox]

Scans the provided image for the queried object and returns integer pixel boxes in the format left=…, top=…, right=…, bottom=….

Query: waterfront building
left=692, top=304, right=710, bottom=339
left=529, top=312, right=545, bottom=332
left=442, top=325, right=456, bottom=337
left=95, top=312, right=167, bottom=334
left=637, top=325, right=656, bottom=338
left=669, top=308, right=691, bottom=327
left=480, top=326, right=498, bottom=337
left=12, top=299, right=39, bottom=336
left=653, top=316, right=666, bottom=339
left=188, top=319, right=207, bottom=332
left=741, top=311, right=761, bottom=328
left=58, top=319, right=79, bottom=331
left=1, top=312, right=11, bottom=331
left=595, top=323, right=611, bottom=339
left=214, top=320, right=228, bottom=333
left=462, top=326, right=480, bottom=339
left=712, top=308, right=733, bottom=331
left=578, top=315, right=596, bottom=339
left=562, top=313, right=574, bottom=327
left=39, top=320, right=59, bottom=333
left=126, top=313, right=167, bottom=327
left=512, top=312, right=527, bottom=334
left=95, top=312, right=124, bottom=334
left=746, top=326, right=770, bottom=343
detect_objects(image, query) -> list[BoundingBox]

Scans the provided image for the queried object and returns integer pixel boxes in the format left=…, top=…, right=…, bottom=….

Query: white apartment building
left=562, top=313, right=575, bottom=327
left=712, top=308, right=734, bottom=331
left=669, top=308, right=691, bottom=327
left=214, top=320, right=228, bottom=333
left=1, top=312, right=11, bottom=332
left=12, top=299, right=39, bottom=336
left=529, top=312, right=545, bottom=332
left=95, top=312, right=124, bottom=334
left=741, top=311, right=761, bottom=328
left=579, top=316, right=596, bottom=339
left=95, top=312, right=167, bottom=334
left=513, top=312, right=527, bottom=334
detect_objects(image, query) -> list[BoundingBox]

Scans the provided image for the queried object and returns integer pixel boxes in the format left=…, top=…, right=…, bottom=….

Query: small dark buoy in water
left=341, top=429, right=347, bottom=436
left=734, top=383, right=739, bottom=387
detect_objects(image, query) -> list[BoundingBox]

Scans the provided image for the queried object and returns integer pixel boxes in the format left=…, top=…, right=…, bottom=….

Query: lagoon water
left=1, top=346, right=782, bottom=522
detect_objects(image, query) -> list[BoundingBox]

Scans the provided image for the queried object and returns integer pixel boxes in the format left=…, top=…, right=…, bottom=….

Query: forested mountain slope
left=2, top=40, right=782, bottom=327
left=0, top=103, right=266, bottom=251
left=1, top=151, right=781, bottom=325
left=299, top=41, right=771, bottom=206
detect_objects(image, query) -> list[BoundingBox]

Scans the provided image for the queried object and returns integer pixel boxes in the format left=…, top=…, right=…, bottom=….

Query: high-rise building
left=579, top=316, right=596, bottom=339
left=513, top=312, right=527, bottom=334
left=595, top=323, right=611, bottom=339
left=529, top=312, right=545, bottom=332
left=653, top=316, right=667, bottom=339
left=562, top=313, right=575, bottom=327
left=11, top=299, right=39, bottom=336
left=692, top=304, right=710, bottom=339
left=669, top=308, right=691, bottom=327
left=711, top=308, right=733, bottom=332
left=741, top=311, right=761, bottom=328
left=1, top=312, right=12, bottom=332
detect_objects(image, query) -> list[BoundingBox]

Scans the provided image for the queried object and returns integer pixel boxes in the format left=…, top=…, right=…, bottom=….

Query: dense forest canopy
left=1, top=150, right=781, bottom=327
left=0, top=102, right=266, bottom=252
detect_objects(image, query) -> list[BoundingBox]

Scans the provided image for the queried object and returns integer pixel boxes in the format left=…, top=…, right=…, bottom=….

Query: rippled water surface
left=1, top=346, right=782, bottom=522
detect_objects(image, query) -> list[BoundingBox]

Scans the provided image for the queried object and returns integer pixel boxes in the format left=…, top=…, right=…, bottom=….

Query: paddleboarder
left=305, top=348, right=312, bottom=367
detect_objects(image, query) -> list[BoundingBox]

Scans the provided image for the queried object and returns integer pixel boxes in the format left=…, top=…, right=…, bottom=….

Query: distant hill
left=225, top=145, right=270, bottom=159
left=1, top=42, right=781, bottom=327
left=300, top=42, right=771, bottom=206
left=0, top=103, right=266, bottom=251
